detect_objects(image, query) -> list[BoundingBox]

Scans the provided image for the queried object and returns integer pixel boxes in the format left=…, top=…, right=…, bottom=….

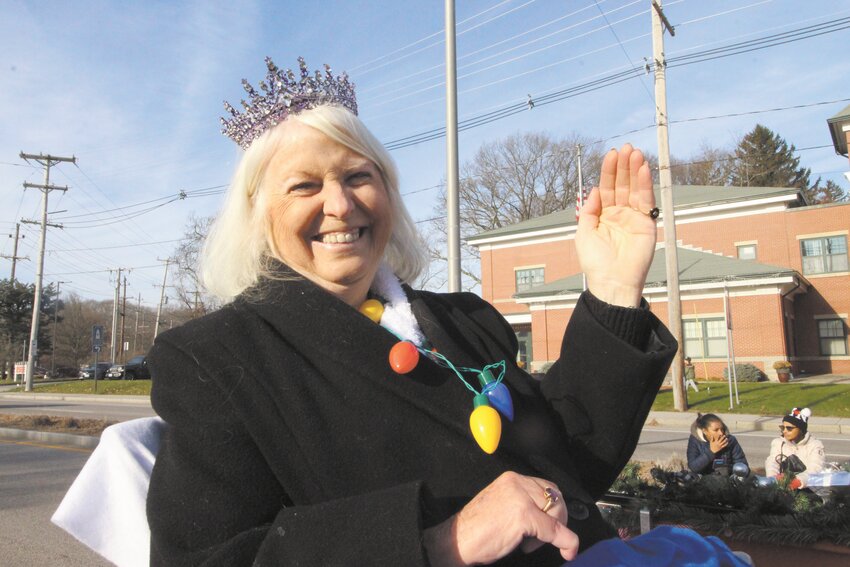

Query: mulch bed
left=0, top=414, right=115, bottom=437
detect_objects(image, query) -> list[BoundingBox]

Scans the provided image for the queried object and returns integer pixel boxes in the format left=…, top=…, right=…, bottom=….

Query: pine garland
left=603, top=463, right=850, bottom=548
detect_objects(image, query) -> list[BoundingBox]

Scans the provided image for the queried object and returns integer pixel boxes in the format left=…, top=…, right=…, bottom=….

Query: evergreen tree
left=0, top=280, right=56, bottom=375
left=809, top=178, right=848, bottom=204
left=729, top=124, right=811, bottom=196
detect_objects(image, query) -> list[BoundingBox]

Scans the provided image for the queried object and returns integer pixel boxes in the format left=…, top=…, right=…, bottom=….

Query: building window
left=515, top=267, right=544, bottom=292
left=737, top=244, right=756, bottom=260
left=801, top=235, right=849, bottom=275
left=683, top=318, right=728, bottom=359
left=818, top=318, right=848, bottom=356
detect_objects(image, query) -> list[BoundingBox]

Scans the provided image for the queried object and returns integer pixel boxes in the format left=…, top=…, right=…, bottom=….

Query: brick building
left=468, top=185, right=850, bottom=380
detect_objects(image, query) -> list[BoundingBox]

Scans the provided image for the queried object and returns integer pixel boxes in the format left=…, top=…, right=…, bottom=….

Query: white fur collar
left=370, top=263, right=427, bottom=347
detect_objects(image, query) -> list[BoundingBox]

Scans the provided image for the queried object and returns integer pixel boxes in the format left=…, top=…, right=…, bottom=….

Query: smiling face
left=263, top=121, right=392, bottom=306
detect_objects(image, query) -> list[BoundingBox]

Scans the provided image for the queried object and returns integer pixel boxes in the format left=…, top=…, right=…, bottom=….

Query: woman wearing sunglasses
left=764, top=407, right=826, bottom=489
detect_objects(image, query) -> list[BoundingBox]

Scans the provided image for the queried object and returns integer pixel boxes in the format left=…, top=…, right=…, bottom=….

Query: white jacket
left=764, top=432, right=826, bottom=487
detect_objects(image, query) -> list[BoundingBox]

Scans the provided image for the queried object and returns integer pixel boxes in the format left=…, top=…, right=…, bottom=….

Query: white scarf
left=370, top=263, right=427, bottom=347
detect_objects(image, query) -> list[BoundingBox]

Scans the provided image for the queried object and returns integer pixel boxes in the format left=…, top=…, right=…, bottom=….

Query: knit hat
left=783, top=407, right=812, bottom=435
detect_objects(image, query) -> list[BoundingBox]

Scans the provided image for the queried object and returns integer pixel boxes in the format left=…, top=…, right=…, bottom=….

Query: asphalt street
left=0, top=439, right=111, bottom=566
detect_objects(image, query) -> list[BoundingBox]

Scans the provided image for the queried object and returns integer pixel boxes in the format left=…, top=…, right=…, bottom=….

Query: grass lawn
left=652, top=381, right=850, bottom=417
left=6, top=379, right=152, bottom=396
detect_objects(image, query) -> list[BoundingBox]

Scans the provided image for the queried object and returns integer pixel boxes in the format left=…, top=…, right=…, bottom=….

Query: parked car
left=105, top=355, right=150, bottom=380
left=78, top=362, right=113, bottom=380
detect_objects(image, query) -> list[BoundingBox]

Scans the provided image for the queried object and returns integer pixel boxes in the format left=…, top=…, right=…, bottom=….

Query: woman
left=146, top=58, right=677, bottom=566
left=687, top=413, right=748, bottom=476
left=765, top=407, right=825, bottom=489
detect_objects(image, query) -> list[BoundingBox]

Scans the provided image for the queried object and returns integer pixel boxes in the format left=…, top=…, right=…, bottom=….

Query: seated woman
left=687, top=413, right=748, bottom=476
left=765, top=407, right=825, bottom=489
left=145, top=57, right=679, bottom=565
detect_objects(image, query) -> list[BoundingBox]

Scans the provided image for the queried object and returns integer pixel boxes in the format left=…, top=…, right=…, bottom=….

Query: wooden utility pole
left=50, top=280, right=68, bottom=373
left=651, top=0, right=686, bottom=411
left=110, top=268, right=122, bottom=363
left=1, top=223, right=28, bottom=281
left=19, top=151, right=75, bottom=392
left=119, top=275, right=128, bottom=363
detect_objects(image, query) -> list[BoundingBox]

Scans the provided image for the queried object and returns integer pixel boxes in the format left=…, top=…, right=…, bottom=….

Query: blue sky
left=2, top=0, right=849, bottom=307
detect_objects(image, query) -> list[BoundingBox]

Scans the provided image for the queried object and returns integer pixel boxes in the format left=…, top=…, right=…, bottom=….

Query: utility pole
left=651, top=0, right=686, bottom=411
left=20, top=151, right=75, bottom=392
left=154, top=258, right=170, bottom=338
left=110, top=268, right=122, bottom=362
left=119, top=275, right=128, bottom=363
left=1, top=223, right=28, bottom=281
left=445, top=0, right=461, bottom=292
left=50, top=280, right=68, bottom=373
left=133, top=293, right=141, bottom=354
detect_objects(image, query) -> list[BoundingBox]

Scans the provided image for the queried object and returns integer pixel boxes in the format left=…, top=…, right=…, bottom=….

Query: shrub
left=722, top=363, right=765, bottom=382
left=773, top=360, right=792, bottom=370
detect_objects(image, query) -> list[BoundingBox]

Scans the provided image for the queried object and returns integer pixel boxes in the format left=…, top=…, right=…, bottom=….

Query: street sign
left=92, top=325, right=105, bottom=353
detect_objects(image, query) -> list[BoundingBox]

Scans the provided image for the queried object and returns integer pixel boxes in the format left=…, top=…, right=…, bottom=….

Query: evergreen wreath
left=602, top=463, right=850, bottom=548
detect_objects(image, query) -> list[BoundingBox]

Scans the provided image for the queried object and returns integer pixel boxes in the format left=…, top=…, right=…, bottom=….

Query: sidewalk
left=645, top=410, right=850, bottom=435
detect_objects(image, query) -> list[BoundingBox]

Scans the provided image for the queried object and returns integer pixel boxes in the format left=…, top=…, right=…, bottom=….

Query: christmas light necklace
left=359, top=296, right=514, bottom=454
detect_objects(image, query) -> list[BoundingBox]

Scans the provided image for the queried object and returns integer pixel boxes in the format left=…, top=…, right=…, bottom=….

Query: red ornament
left=389, top=341, right=419, bottom=374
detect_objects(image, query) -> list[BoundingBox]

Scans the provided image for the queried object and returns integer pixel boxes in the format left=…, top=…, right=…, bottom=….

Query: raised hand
left=422, top=471, right=579, bottom=566
left=576, top=144, right=658, bottom=308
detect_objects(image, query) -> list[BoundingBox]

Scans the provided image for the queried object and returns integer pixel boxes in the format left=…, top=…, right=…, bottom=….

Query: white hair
left=201, top=105, right=427, bottom=302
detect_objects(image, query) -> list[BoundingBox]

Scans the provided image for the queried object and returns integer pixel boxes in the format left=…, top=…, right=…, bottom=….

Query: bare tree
left=423, top=132, right=604, bottom=290
left=171, top=214, right=220, bottom=317
left=53, top=293, right=113, bottom=368
left=669, top=142, right=734, bottom=186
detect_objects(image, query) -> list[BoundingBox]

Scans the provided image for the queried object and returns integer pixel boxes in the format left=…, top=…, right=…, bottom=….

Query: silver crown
left=220, top=57, right=358, bottom=149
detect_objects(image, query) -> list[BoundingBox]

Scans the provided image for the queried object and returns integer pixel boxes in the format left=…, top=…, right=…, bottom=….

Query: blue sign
left=92, top=325, right=105, bottom=353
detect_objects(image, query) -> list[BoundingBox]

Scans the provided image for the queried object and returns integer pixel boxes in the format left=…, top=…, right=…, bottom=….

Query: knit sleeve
left=582, top=290, right=653, bottom=350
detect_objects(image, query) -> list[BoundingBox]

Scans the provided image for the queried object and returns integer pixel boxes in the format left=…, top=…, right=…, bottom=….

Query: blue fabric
left=568, top=526, right=749, bottom=567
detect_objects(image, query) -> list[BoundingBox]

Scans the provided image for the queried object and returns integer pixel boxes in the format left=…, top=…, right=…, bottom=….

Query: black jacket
left=146, top=270, right=676, bottom=566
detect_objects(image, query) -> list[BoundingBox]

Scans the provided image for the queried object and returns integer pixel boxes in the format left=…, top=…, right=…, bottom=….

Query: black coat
left=146, top=271, right=676, bottom=566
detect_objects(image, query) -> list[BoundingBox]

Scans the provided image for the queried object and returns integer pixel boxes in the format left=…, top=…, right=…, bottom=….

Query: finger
left=627, top=149, right=645, bottom=210
left=598, top=149, right=618, bottom=208
left=531, top=515, right=580, bottom=560
left=577, top=187, right=601, bottom=230
left=638, top=162, right=655, bottom=214
left=614, top=143, right=633, bottom=207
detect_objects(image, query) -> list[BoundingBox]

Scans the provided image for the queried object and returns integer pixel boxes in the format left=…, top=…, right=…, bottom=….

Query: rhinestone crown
left=220, top=57, right=358, bottom=149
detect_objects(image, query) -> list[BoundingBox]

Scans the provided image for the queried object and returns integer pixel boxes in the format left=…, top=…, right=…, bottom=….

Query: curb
left=0, top=426, right=100, bottom=449
left=646, top=413, right=850, bottom=435
left=0, top=392, right=150, bottom=405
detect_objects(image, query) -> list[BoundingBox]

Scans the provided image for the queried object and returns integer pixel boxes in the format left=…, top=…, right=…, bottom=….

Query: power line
left=380, top=16, right=850, bottom=151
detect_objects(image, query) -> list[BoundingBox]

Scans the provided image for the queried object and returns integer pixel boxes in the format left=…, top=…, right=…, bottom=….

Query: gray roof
left=827, top=103, right=850, bottom=156
left=514, top=247, right=798, bottom=299
left=469, top=185, right=800, bottom=242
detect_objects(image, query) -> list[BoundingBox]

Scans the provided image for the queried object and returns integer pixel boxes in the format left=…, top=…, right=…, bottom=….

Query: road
left=634, top=426, right=850, bottom=472
left=0, top=439, right=111, bottom=566
left=0, top=396, right=155, bottom=422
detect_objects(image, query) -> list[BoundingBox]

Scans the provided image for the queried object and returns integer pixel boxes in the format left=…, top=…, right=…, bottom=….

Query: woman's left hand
left=576, top=144, right=657, bottom=308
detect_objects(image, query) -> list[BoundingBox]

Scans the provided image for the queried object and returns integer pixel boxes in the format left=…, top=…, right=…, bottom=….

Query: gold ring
left=541, top=487, right=559, bottom=513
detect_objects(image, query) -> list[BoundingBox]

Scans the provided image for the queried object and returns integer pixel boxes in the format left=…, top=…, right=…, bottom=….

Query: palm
left=575, top=145, right=658, bottom=307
